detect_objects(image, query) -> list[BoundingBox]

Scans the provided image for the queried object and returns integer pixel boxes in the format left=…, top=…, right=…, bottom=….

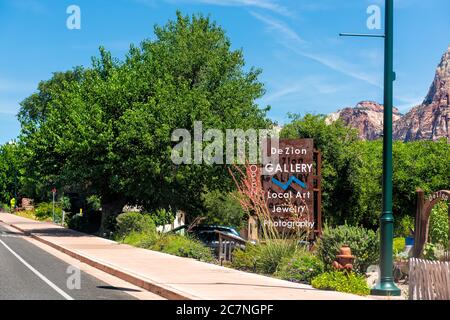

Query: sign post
left=261, top=139, right=321, bottom=236
left=52, top=188, right=57, bottom=223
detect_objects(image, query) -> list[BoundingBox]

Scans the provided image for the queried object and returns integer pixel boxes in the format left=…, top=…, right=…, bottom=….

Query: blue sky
left=1, top=0, right=449, bottom=144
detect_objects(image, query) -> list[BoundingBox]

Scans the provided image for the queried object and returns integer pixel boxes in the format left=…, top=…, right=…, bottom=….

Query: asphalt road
left=0, top=224, right=137, bottom=300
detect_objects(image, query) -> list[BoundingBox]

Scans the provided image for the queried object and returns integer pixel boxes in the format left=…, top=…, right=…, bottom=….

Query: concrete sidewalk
left=0, top=213, right=367, bottom=300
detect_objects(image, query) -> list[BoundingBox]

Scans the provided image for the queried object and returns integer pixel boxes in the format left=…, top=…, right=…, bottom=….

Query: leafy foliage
left=429, top=202, right=449, bottom=249
left=316, top=224, right=379, bottom=274
left=34, top=202, right=62, bottom=221
left=148, top=234, right=214, bottom=262
left=311, top=271, right=370, bottom=296
left=0, top=142, right=23, bottom=204
left=201, top=190, right=245, bottom=229
left=121, top=231, right=158, bottom=247
left=275, top=250, right=324, bottom=284
left=87, top=195, right=101, bottom=212
left=18, top=12, right=270, bottom=231
left=423, top=243, right=447, bottom=261
left=232, top=240, right=299, bottom=275
left=393, top=237, right=406, bottom=256
left=151, top=208, right=175, bottom=227
left=231, top=245, right=262, bottom=273
left=394, top=215, right=415, bottom=238
left=115, top=212, right=156, bottom=239
left=282, top=114, right=450, bottom=229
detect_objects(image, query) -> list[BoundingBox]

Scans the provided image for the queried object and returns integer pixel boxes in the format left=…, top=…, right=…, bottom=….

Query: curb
left=0, top=219, right=199, bottom=300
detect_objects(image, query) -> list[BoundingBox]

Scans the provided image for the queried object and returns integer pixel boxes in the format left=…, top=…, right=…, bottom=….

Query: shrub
left=60, top=196, right=71, bottom=212
left=316, top=224, right=379, bottom=274
left=35, top=202, right=62, bottom=221
left=231, top=240, right=298, bottom=275
left=202, top=190, right=245, bottom=229
left=67, top=214, right=86, bottom=232
left=394, top=215, right=414, bottom=238
left=393, top=237, right=406, bottom=255
left=256, top=240, right=298, bottom=274
left=275, top=250, right=324, bottom=284
left=423, top=242, right=447, bottom=261
left=122, top=231, right=157, bottom=247
left=311, top=271, right=370, bottom=296
left=87, top=195, right=101, bottom=212
left=152, top=208, right=175, bottom=227
left=231, top=244, right=263, bottom=272
left=115, top=212, right=156, bottom=239
left=148, top=234, right=214, bottom=262
left=429, top=202, right=448, bottom=249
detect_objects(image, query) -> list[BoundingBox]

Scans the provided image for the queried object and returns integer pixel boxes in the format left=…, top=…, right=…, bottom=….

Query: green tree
left=0, top=142, right=23, bottom=205
left=18, top=12, right=270, bottom=232
left=201, top=190, right=245, bottom=229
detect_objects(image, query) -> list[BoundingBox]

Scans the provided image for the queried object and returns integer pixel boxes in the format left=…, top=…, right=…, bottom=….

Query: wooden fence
left=409, top=258, right=450, bottom=300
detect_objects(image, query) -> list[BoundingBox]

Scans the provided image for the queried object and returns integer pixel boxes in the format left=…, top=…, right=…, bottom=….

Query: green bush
left=115, top=212, right=155, bottom=239
left=256, top=240, right=299, bottom=274
left=87, top=195, right=101, bottom=212
left=394, top=215, right=414, bottom=238
left=316, top=224, right=379, bottom=274
left=429, top=202, right=448, bottom=249
left=60, top=196, right=72, bottom=212
left=311, top=271, right=370, bottom=296
left=151, top=208, right=175, bottom=227
left=423, top=242, right=447, bottom=261
left=67, top=214, right=85, bottom=231
left=35, top=202, right=62, bottom=221
left=148, top=234, right=214, bottom=262
left=393, top=237, right=406, bottom=255
left=122, top=231, right=157, bottom=247
left=275, top=250, right=324, bottom=284
left=231, top=240, right=298, bottom=275
left=202, top=190, right=245, bottom=229
left=231, top=244, right=263, bottom=273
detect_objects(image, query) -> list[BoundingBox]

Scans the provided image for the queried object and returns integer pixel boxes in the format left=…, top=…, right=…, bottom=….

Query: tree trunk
left=99, top=194, right=127, bottom=235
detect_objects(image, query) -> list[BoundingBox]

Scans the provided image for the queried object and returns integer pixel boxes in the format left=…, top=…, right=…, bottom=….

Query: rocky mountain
left=327, top=101, right=402, bottom=140
left=393, top=46, right=450, bottom=141
left=328, top=45, right=450, bottom=142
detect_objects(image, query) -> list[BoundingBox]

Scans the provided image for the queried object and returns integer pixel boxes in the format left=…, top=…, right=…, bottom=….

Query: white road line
left=0, top=239, right=74, bottom=300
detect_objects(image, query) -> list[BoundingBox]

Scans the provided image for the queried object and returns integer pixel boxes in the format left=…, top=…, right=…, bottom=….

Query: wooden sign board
left=261, top=139, right=317, bottom=232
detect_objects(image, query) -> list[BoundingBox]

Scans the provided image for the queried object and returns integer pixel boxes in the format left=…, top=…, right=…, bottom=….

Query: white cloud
left=250, top=11, right=305, bottom=45
left=251, top=12, right=383, bottom=88
left=262, top=83, right=304, bottom=103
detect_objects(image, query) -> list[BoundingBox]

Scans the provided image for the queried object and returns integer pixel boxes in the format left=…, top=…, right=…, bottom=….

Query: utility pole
left=341, top=0, right=400, bottom=296
left=52, top=188, right=57, bottom=223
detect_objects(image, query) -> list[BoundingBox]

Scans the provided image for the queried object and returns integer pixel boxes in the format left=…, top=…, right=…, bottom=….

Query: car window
left=197, top=232, right=218, bottom=242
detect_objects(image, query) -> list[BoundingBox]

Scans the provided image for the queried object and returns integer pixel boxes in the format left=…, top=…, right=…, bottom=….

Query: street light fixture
left=340, top=0, right=401, bottom=296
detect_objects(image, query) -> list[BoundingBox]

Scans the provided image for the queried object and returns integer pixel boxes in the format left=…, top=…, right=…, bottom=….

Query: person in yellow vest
left=10, top=198, right=16, bottom=213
